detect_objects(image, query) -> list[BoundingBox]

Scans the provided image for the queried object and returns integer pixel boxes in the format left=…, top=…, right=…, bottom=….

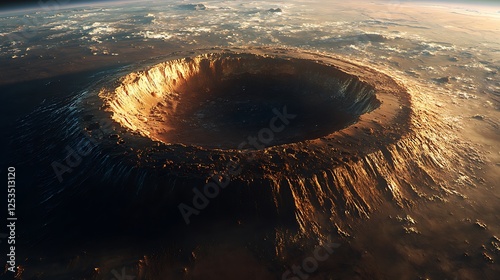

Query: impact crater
left=103, top=52, right=383, bottom=149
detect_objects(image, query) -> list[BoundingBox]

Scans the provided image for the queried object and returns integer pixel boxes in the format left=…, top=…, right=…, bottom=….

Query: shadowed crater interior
left=104, top=53, right=380, bottom=149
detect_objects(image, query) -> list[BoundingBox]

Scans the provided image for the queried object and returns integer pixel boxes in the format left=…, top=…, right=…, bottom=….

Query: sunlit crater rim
left=100, top=50, right=404, bottom=151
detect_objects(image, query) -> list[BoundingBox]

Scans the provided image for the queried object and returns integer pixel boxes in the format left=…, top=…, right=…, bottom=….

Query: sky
left=0, top=0, right=104, bottom=10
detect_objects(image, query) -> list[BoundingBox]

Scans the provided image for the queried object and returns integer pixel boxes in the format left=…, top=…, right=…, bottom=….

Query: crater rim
left=100, top=49, right=408, bottom=151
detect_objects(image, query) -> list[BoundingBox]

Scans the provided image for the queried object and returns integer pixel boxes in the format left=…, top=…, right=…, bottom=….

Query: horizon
left=1, top=0, right=499, bottom=10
